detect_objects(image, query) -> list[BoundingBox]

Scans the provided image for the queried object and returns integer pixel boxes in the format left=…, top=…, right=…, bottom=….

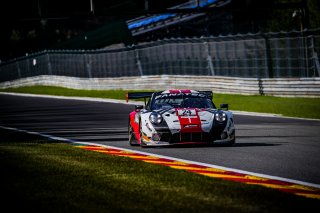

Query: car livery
left=127, top=90, right=235, bottom=147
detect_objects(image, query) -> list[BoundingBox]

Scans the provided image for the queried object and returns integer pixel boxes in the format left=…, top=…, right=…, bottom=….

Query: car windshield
left=150, top=94, right=215, bottom=110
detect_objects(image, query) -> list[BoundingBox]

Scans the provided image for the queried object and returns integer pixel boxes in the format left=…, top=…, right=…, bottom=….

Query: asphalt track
left=1, top=93, right=320, bottom=185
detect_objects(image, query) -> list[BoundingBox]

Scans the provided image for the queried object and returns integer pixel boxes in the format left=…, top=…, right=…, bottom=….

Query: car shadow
left=231, top=142, right=282, bottom=147
left=146, top=141, right=282, bottom=149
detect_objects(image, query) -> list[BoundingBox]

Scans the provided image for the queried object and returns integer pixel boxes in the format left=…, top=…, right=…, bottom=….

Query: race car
left=127, top=89, right=235, bottom=147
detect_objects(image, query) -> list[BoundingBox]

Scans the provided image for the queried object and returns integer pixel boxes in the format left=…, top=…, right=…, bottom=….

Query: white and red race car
left=127, top=90, right=235, bottom=147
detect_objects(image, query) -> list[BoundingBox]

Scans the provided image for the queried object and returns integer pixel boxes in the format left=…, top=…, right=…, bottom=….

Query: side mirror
left=220, top=103, right=229, bottom=111
left=135, top=105, right=144, bottom=111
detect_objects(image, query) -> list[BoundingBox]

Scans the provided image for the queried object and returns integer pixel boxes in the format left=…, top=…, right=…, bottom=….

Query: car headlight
left=149, top=112, right=163, bottom=124
left=215, top=112, right=227, bottom=122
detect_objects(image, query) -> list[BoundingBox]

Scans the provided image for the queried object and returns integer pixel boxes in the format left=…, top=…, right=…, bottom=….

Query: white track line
left=1, top=125, right=320, bottom=189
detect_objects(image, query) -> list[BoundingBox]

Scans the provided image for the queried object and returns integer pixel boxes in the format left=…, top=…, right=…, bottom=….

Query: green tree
left=264, top=0, right=320, bottom=32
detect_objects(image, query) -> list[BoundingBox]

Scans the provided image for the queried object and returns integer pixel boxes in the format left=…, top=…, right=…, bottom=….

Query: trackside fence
left=0, top=30, right=320, bottom=96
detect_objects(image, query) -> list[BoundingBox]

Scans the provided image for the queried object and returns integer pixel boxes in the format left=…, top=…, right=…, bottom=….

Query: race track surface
left=1, top=94, right=320, bottom=185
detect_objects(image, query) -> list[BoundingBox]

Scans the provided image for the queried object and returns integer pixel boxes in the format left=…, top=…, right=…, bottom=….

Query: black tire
left=128, top=120, right=139, bottom=146
left=227, top=137, right=236, bottom=146
left=139, top=120, right=148, bottom=147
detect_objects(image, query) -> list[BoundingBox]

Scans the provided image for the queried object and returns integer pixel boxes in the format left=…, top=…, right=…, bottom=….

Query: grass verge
left=0, top=85, right=320, bottom=119
left=1, top=128, right=320, bottom=212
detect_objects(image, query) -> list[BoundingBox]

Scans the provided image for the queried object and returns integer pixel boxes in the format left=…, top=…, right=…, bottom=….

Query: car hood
left=155, top=108, right=217, bottom=133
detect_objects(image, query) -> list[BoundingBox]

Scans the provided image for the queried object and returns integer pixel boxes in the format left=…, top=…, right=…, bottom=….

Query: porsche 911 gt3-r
left=127, top=89, right=235, bottom=147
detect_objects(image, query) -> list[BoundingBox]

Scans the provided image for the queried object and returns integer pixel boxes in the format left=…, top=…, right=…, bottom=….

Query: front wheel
left=226, top=137, right=236, bottom=146
left=139, top=120, right=148, bottom=148
left=128, top=120, right=139, bottom=146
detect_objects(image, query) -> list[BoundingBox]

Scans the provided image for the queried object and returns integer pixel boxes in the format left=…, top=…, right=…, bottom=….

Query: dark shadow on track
left=237, top=135, right=312, bottom=138
left=232, top=143, right=282, bottom=147
left=139, top=142, right=281, bottom=149
left=0, top=128, right=63, bottom=144
left=69, top=137, right=129, bottom=142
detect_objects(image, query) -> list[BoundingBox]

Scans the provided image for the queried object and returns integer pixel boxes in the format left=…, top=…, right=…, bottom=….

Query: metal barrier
left=1, top=75, right=319, bottom=97
left=0, top=30, right=319, bottom=84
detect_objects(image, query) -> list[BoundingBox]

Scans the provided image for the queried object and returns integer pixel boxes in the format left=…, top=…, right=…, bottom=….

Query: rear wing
left=126, top=92, right=154, bottom=105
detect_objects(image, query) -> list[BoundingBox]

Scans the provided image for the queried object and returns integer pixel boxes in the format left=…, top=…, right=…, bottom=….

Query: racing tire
left=139, top=121, right=148, bottom=148
left=128, top=120, right=139, bottom=146
left=226, top=138, right=236, bottom=146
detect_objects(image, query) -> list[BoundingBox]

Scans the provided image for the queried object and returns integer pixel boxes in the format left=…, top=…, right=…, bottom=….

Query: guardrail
left=1, top=75, right=319, bottom=97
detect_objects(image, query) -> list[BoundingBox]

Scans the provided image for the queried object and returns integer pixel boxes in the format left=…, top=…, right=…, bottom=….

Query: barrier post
left=204, top=41, right=215, bottom=76
left=85, top=52, right=92, bottom=78
left=46, top=51, right=52, bottom=75
left=134, top=48, right=143, bottom=76
left=263, top=35, right=273, bottom=78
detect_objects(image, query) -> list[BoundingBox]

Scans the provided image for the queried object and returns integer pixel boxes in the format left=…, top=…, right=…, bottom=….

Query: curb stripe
left=75, top=144, right=320, bottom=200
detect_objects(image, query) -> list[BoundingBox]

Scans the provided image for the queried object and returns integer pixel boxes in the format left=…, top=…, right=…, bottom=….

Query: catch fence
left=0, top=30, right=319, bottom=83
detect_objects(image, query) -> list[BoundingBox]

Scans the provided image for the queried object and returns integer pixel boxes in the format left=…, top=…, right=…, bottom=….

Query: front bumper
left=141, top=128, right=235, bottom=146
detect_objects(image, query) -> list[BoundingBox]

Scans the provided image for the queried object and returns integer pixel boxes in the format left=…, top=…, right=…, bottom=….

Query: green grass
left=212, top=93, right=320, bottom=119
left=0, top=85, right=133, bottom=100
left=1, top=85, right=320, bottom=119
left=1, top=129, right=319, bottom=213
